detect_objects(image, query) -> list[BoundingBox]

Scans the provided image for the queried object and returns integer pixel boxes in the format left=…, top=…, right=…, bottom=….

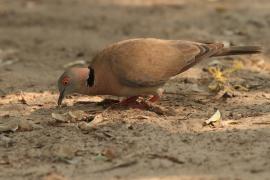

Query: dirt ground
left=1, top=0, right=270, bottom=179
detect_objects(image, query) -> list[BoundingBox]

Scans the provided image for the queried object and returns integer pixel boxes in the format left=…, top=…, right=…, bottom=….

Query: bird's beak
left=57, top=89, right=65, bottom=106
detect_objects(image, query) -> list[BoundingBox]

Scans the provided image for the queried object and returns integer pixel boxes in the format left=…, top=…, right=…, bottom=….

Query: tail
left=213, top=46, right=262, bottom=57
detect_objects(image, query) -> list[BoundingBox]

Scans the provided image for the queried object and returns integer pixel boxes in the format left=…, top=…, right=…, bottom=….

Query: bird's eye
left=62, top=77, right=70, bottom=86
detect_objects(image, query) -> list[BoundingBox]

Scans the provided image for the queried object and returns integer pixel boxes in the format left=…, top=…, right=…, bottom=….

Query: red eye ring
left=62, top=77, right=70, bottom=86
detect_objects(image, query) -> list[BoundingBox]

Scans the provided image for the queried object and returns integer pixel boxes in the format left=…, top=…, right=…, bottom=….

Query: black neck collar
left=87, top=66, right=95, bottom=87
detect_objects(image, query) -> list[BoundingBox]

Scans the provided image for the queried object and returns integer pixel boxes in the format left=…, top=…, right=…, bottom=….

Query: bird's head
left=57, top=67, right=94, bottom=106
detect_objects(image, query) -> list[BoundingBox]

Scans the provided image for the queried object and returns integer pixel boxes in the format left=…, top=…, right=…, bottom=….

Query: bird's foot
left=119, top=96, right=140, bottom=106
left=117, top=96, right=148, bottom=109
left=118, top=96, right=159, bottom=110
left=116, top=95, right=175, bottom=115
left=148, top=95, right=160, bottom=102
left=97, top=96, right=153, bottom=109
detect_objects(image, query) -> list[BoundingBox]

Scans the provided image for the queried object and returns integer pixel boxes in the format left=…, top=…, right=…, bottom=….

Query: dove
left=57, top=38, right=262, bottom=106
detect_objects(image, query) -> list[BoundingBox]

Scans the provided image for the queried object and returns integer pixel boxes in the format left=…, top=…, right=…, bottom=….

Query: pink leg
left=120, top=96, right=139, bottom=105
left=148, top=95, right=160, bottom=102
left=119, top=93, right=162, bottom=110
left=119, top=96, right=149, bottom=109
left=130, top=95, right=161, bottom=110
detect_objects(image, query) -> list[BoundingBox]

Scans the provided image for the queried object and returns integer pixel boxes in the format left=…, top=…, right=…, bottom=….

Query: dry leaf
left=51, top=113, right=68, bottom=122
left=262, top=93, right=270, bottom=100
left=52, top=111, right=94, bottom=123
left=101, top=147, right=117, bottom=160
left=0, top=119, right=19, bottom=132
left=90, top=114, right=104, bottom=126
left=131, top=115, right=150, bottom=119
left=78, top=122, right=93, bottom=131
left=18, top=119, right=34, bottom=131
left=78, top=114, right=105, bottom=130
left=0, top=117, right=42, bottom=132
left=203, top=110, right=222, bottom=126
left=68, top=110, right=87, bottom=121
left=0, top=48, right=19, bottom=67
left=76, top=96, right=104, bottom=103
left=18, top=119, right=43, bottom=131
left=0, top=58, right=19, bottom=67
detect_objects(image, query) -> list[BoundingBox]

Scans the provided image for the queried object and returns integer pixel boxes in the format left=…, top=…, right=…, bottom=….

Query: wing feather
left=91, top=38, right=223, bottom=88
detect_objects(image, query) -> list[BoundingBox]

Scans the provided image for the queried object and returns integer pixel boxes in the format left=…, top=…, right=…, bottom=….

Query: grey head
left=57, top=67, right=91, bottom=105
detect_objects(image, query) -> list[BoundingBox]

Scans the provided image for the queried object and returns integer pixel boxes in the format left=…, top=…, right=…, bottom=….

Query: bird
left=57, top=38, right=262, bottom=107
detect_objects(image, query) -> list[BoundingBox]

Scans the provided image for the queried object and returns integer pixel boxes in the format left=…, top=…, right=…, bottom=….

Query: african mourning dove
left=57, top=38, right=262, bottom=106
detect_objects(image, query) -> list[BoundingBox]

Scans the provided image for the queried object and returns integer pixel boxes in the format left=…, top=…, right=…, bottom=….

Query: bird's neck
left=74, top=67, right=103, bottom=95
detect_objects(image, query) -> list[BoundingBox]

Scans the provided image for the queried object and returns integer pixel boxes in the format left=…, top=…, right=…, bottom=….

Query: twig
left=165, top=92, right=210, bottom=96
left=252, top=122, right=270, bottom=125
left=93, top=160, right=137, bottom=173
left=148, top=154, right=184, bottom=164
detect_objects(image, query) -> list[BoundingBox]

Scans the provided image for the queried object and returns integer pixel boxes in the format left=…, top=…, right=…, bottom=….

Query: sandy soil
left=1, top=0, right=270, bottom=179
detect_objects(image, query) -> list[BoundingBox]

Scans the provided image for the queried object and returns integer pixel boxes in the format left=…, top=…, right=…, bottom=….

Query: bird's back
left=91, top=38, right=203, bottom=88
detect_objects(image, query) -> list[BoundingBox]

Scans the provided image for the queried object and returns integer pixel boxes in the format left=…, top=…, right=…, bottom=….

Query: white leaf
left=204, top=110, right=222, bottom=126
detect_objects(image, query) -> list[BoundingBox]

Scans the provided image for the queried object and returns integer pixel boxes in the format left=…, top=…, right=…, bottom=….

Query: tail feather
left=213, top=46, right=262, bottom=57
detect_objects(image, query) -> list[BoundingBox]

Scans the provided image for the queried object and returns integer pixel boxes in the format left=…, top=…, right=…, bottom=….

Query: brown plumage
left=57, top=38, right=262, bottom=105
